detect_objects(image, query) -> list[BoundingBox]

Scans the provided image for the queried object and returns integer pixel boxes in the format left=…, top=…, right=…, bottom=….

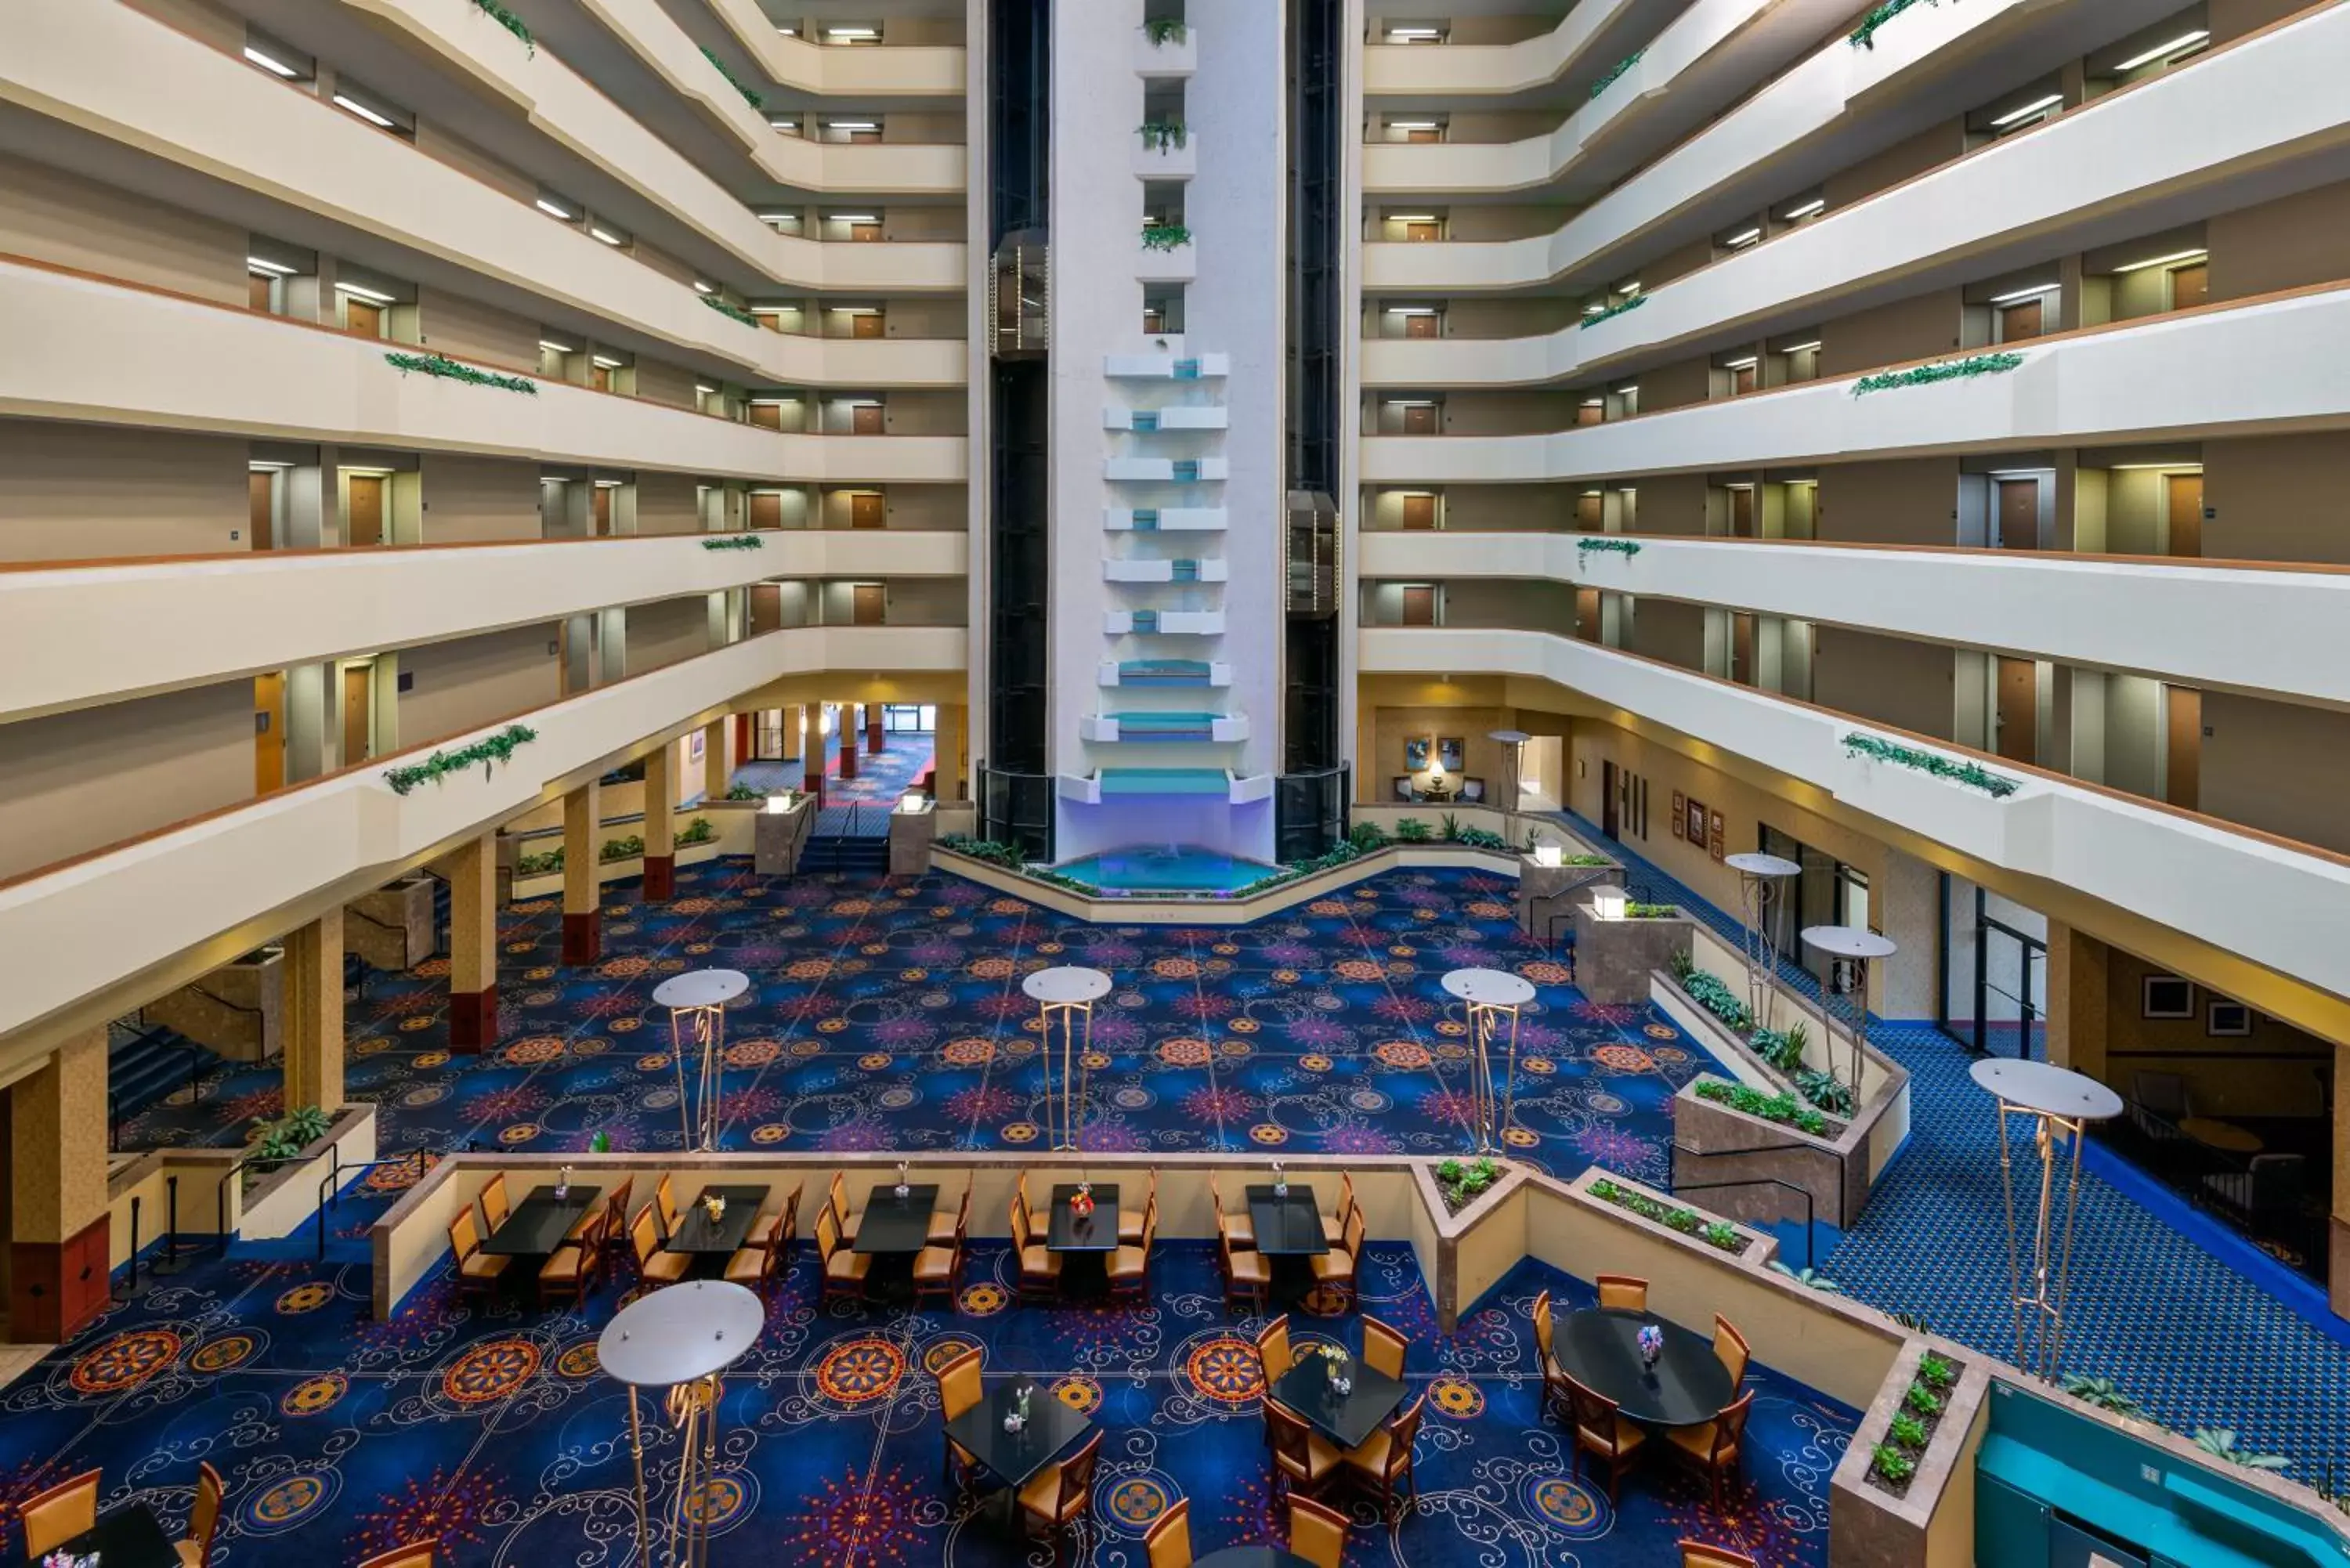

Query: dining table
left=1246, top=1183, right=1329, bottom=1302
left=479, top=1183, right=599, bottom=1256
left=943, top=1378, right=1094, bottom=1494
left=1269, top=1349, right=1408, bottom=1451
left=662, top=1184, right=769, bottom=1259
left=852, top=1181, right=942, bottom=1299
left=12, top=1501, right=181, bottom=1568
left=1552, top=1306, right=1735, bottom=1428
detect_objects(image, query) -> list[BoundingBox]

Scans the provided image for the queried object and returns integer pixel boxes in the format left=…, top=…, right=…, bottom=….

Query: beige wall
left=1813, top=627, right=1955, bottom=740
left=1629, top=596, right=1707, bottom=670
left=420, top=454, right=541, bottom=544
left=2204, top=434, right=2350, bottom=565
left=411, top=120, right=537, bottom=205
left=2103, top=945, right=2332, bottom=1119
left=0, top=682, right=251, bottom=880
left=625, top=595, right=714, bottom=673
left=1824, top=120, right=1962, bottom=211
left=1637, top=356, right=1711, bottom=415
left=871, top=297, right=966, bottom=338
left=2211, top=0, right=2321, bottom=43
left=635, top=472, right=705, bottom=536
left=415, top=286, right=540, bottom=374
left=1628, top=472, right=1707, bottom=537
left=879, top=392, right=968, bottom=436
left=817, top=483, right=964, bottom=529
left=880, top=577, right=970, bottom=626
left=0, top=150, right=246, bottom=306
left=1370, top=704, right=1513, bottom=799
left=2209, top=179, right=2350, bottom=300
left=2202, top=690, right=2350, bottom=855
left=1817, top=457, right=1958, bottom=545
left=0, top=423, right=246, bottom=562
left=1820, top=289, right=1962, bottom=378
left=634, top=357, right=700, bottom=411
left=396, top=624, right=560, bottom=743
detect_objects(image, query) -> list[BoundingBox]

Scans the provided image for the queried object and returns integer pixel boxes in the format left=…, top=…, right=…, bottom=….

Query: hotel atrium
left=1, top=0, right=2347, bottom=1563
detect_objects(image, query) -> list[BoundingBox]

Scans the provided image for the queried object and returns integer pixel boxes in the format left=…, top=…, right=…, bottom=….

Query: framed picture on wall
left=1438, top=736, right=1465, bottom=772
left=1708, top=810, right=1726, bottom=862
left=1404, top=736, right=1431, bottom=771
left=2207, top=1000, right=2253, bottom=1036
left=1684, top=797, right=1707, bottom=844
left=1672, top=791, right=1687, bottom=838
left=2142, top=974, right=2194, bottom=1019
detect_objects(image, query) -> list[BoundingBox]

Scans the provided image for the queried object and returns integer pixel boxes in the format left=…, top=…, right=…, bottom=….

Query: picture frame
left=1684, top=797, right=1708, bottom=844
left=1404, top=736, right=1431, bottom=771
left=2141, top=974, right=2193, bottom=1019
left=1708, top=810, right=1726, bottom=862
left=2206, top=1000, right=2253, bottom=1037
left=1672, top=791, right=1687, bottom=839
left=1438, top=736, right=1465, bottom=773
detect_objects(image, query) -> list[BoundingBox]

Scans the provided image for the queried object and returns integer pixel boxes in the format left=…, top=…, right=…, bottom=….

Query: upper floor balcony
left=701, top=0, right=966, bottom=97
left=1362, top=0, right=1673, bottom=100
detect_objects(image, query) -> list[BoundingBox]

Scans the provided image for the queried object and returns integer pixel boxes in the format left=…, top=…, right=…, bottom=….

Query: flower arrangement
left=1636, top=1324, right=1663, bottom=1366
left=1576, top=537, right=1642, bottom=563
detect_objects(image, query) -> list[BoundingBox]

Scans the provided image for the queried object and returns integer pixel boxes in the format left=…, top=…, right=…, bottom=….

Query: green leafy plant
left=384, top=351, right=538, bottom=396
left=678, top=817, right=716, bottom=846
left=469, top=0, right=534, bottom=55
left=1797, top=1068, right=1857, bottom=1118
left=1842, top=732, right=2021, bottom=799
left=1143, top=16, right=1188, bottom=45
left=2062, top=1375, right=2137, bottom=1414
left=1137, top=119, right=1189, bottom=153
left=1589, top=48, right=1643, bottom=99
left=1586, top=1178, right=1743, bottom=1253
left=1439, top=813, right=1461, bottom=842
left=1579, top=294, right=1647, bottom=330
left=1625, top=901, right=1678, bottom=919
left=702, top=294, right=760, bottom=327
left=1348, top=821, right=1393, bottom=851
left=1702, top=1221, right=1740, bottom=1251
left=1870, top=1443, right=1917, bottom=1486
left=1889, top=1413, right=1929, bottom=1449
left=599, top=833, right=646, bottom=864
left=702, top=534, right=766, bottom=551
left=1394, top=818, right=1433, bottom=843
left=1917, top=1352, right=1958, bottom=1390
left=248, top=1105, right=333, bottom=1168
left=1695, top=1079, right=1831, bottom=1135
left=1849, top=0, right=1940, bottom=50
left=1751, top=1024, right=1806, bottom=1073
left=1665, top=1207, right=1704, bottom=1234
left=700, top=45, right=762, bottom=110
left=1904, top=1383, right=1943, bottom=1418
left=1852, top=351, right=2024, bottom=396
left=1141, top=222, right=1193, bottom=251
left=1436, top=1155, right=1504, bottom=1211
left=517, top=847, right=563, bottom=876
left=724, top=782, right=767, bottom=800
left=1455, top=827, right=1509, bottom=850
left=941, top=836, right=1027, bottom=870
left=2193, top=1428, right=2291, bottom=1471
left=1576, top=537, right=1643, bottom=564
left=383, top=724, right=539, bottom=797
left=1563, top=853, right=1614, bottom=866
left=1769, top=1261, right=1843, bottom=1293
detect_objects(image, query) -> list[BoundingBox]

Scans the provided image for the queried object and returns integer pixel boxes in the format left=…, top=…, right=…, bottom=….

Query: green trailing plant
left=1564, top=853, right=1614, bottom=866
left=468, top=0, right=534, bottom=56
left=1904, top=1383, right=1943, bottom=1418
left=701, top=534, right=766, bottom=551
left=702, top=294, right=760, bottom=328
left=1435, top=1156, right=1503, bottom=1211
left=1671, top=953, right=1757, bottom=1033
left=601, top=833, right=646, bottom=864
left=384, top=351, right=538, bottom=396
left=941, top=836, right=1027, bottom=870
left=1579, top=294, right=1647, bottom=330
left=1696, top=1078, right=1831, bottom=1136
left=1797, top=1068, right=1857, bottom=1118
left=678, top=817, right=716, bottom=846
left=1141, top=223, right=1194, bottom=251
left=2062, top=1375, right=2137, bottom=1414
left=2193, top=1428, right=2291, bottom=1471
left=724, top=783, right=767, bottom=800
left=1851, top=351, right=2023, bottom=396
left=1454, top=827, right=1509, bottom=851
left=1889, top=1414, right=1929, bottom=1449
left=1143, top=16, right=1188, bottom=45
left=1348, top=821, right=1393, bottom=852
left=383, top=724, right=539, bottom=797
left=1137, top=119, right=1189, bottom=153
left=248, top=1105, right=333, bottom=1169
left=1576, top=537, right=1643, bottom=564
left=517, top=847, right=564, bottom=876
left=1842, top=732, right=2021, bottom=799
left=1589, top=48, right=1643, bottom=99
left=700, top=45, right=762, bottom=110
left=1849, top=0, right=1940, bottom=50
left=1870, top=1443, right=1917, bottom=1487
left=1770, top=1262, right=1844, bottom=1293
left=1394, top=818, right=1433, bottom=843
left=1625, top=901, right=1678, bottom=919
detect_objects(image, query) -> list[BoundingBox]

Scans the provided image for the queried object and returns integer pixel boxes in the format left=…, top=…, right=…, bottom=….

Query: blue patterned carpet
left=0, top=1239, right=1852, bottom=1565
left=128, top=865, right=1714, bottom=1191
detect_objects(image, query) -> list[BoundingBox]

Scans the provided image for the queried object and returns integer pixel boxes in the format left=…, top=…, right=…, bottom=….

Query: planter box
left=147, top=947, right=283, bottom=1062
left=239, top=1104, right=376, bottom=1240
left=1830, top=1342, right=1987, bottom=1568
left=1570, top=901, right=1693, bottom=1004
left=1516, top=854, right=1621, bottom=941
left=754, top=794, right=814, bottom=876
left=346, top=873, right=435, bottom=970
left=1133, top=25, right=1197, bottom=76
left=888, top=801, right=936, bottom=876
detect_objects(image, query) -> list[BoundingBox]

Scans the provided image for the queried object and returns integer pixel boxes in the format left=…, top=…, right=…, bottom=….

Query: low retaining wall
left=240, top=1104, right=377, bottom=1240
left=931, top=842, right=1522, bottom=926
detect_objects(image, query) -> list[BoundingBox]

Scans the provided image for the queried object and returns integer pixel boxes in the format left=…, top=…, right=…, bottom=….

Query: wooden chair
left=1017, top=1427, right=1102, bottom=1564
left=1106, top=1196, right=1155, bottom=1303
left=1217, top=1219, right=1268, bottom=1312
left=1342, top=1390, right=1424, bottom=1519
left=1320, top=1173, right=1357, bottom=1246
left=816, top=1203, right=870, bottom=1303
left=1596, top=1273, right=1648, bottom=1312
left=1010, top=1196, right=1062, bottom=1302
left=446, top=1207, right=508, bottom=1298
left=630, top=1204, right=690, bottom=1289
left=1679, top=1542, right=1761, bottom=1568
left=928, top=1176, right=970, bottom=1246
left=655, top=1172, right=682, bottom=1238
left=1208, top=1173, right=1255, bottom=1248
left=566, top=1174, right=633, bottom=1255
left=1362, top=1314, right=1408, bottom=1381
left=175, top=1460, right=225, bottom=1567
left=1287, top=1494, right=1350, bottom=1568
left=1308, top=1205, right=1365, bottom=1311
left=913, top=1189, right=969, bottom=1308
left=1665, top=1389, right=1754, bottom=1508
left=1144, top=1496, right=1192, bottom=1568
left=1254, top=1313, right=1293, bottom=1383
left=1713, top=1314, right=1751, bottom=1388
left=20, top=1468, right=99, bottom=1555
left=539, top=1205, right=606, bottom=1309
left=748, top=1181, right=803, bottom=1248
left=477, top=1172, right=511, bottom=1234
left=1264, top=1398, right=1340, bottom=1498
left=354, top=1547, right=438, bottom=1568
left=1564, top=1372, right=1647, bottom=1505
left=1017, top=1171, right=1052, bottom=1237
left=1531, top=1289, right=1571, bottom=1425
left=829, top=1172, right=865, bottom=1245
left=1119, top=1171, right=1159, bottom=1246
left=932, top=1345, right=985, bottom=1490
left=725, top=1199, right=794, bottom=1297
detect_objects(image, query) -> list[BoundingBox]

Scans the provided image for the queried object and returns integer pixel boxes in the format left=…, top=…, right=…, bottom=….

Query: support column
left=933, top=703, right=964, bottom=800
left=803, top=706, right=826, bottom=796
left=866, top=706, right=885, bottom=754
left=281, top=908, right=345, bottom=1111
left=9, top=1030, right=109, bottom=1342
left=2333, top=1042, right=2349, bottom=1321
left=700, top=717, right=728, bottom=802
left=2044, top=921, right=2110, bottom=1084
left=562, top=779, right=602, bottom=965
left=644, top=740, right=677, bottom=900
left=782, top=704, right=805, bottom=776
left=838, top=704, right=859, bottom=780
left=447, top=833, right=499, bottom=1050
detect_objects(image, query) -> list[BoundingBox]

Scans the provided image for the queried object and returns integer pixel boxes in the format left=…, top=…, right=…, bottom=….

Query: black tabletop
left=14, top=1503, right=181, bottom=1568
left=1044, top=1184, right=1122, bottom=1252
left=943, top=1379, right=1094, bottom=1490
left=663, top=1184, right=768, bottom=1255
left=1193, top=1551, right=1315, bottom=1568
left=1246, top=1185, right=1329, bottom=1256
left=852, top=1183, right=942, bottom=1255
left=1553, top=1307, right=1735, bottom=1428
left=1270, top=1351, right=1408, bottom=1450
left=480, top=1184, right=598, bottom=1255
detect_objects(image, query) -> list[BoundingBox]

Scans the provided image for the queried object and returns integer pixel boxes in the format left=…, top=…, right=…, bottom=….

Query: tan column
left=701, top=717, right=728, bottom=801
left=644, top=740, right=677, bottom=900
left=2334, top=1040, right=2350, bottom=1321
left=446, top=833, right=500, bottom=1050
left=281, top=908, right=345, bottom=1112
left=9, top=1029, right=109, bottom=1341
left=562, top=779, right=602, bottom=964
left=782, top=705, right=804, bottom=776
left=933, top=703, right=964, bottom=800
left=866, top=703, right=885, bottom=754
left=838, top=703, right=860, bottom=779
left=2044, top=920, right=2110, bottom=1083
left=803, top=705, right=827, bottom=797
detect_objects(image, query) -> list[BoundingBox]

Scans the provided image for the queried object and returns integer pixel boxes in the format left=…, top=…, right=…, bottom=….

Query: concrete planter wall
left=1569, top=902, right=1693, bottom=1004
left=346, top=873, right=436, bottom=970
left=1830, top=1342, right=1989, bottom=1568
left=235, top=1104, right=376, bottom=1240
left=931, top=841, right=1523, bottom=926
left=146, top=947, right=283, bottom=1061
left=1515, top=854, right=1622, bottom=941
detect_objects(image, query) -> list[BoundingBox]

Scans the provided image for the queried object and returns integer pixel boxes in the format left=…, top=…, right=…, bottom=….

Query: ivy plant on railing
left=1143, top=17, right=1188, bottom=45
left=1851, top=351, right=2023, bottom=396
left=1589, top=49, right=1644, bottom=99
left=1137, top=120, right=1190, bottom=153
left=385, top=351, right=538, bottom=396
left=1576, top=537, right=1642, bottom=565
left=701, top=46, right=763, bottom=110
left=469, top=0, right=534, bottom=56
left=1141, top=223, right=1194, bottom=252
left=702, top=534, right=765, bottom=551
left=1578, top=294, right=1647, bottom=330
left=383, top=724, right=539, bottom=797
left=702, top=294, right=759, bottom=328
left=1849, top=0, right=1940, bottom=49
left=1841, top=733, right=2022, bottom=799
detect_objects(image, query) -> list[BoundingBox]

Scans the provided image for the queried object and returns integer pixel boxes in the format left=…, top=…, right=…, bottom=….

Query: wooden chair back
left=656, top=1172, right=680, bottom=1234
left=1383, top=1392, right=1426, bottom=1473
left=478, top=1172, right=510, bottom=1231
left=815, top=1202, right=844, bottom=1261
left=1707, top=1389, right=1755, bottom=1465
left=1144, top=1495, right=1193, bottom=1568
left=1714, top=1315, right=1751, bottom=1386
left=935, top=1345, right=984, bottom=1422
left=446, top=1206, right=480, bottom=1262
left=20, top=1468, right=100, bottom=1555
left=1340, top=1205, right=1366, bottom=1259
left=1363, top=1315, right=1408, bottom=1380
left=1255, top=1313, right=1292, bottom=1382
left=1263, top=1399, right=1318, bottom=1479
left=1050, top=1429, right=1104, bottom=1520
left=1596, top=1273, right=1648, bottom=1312
left=1532, top=1288, right=1555, bottom=1362
left=629, top=1205, right=663, bottom=1268
left=602, top=1176, right=636, bottom=1241
left=1565, top=1375, right=1629, bottom=1455
left=1287, top=1494, right=1350, bottom=1568
left=186, top=1459, right=225, bottom=1563
left=355, top=1546, right=439, bottom=1568
left=1678, top=1541, right=1760, bottom=1567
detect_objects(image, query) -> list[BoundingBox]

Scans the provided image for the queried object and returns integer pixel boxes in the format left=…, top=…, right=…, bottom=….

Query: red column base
left=839, top=741, right=858, bottom=780
left=866, top=719, right=884, bottom=754
left=645, top=855, right=676, bottom=900
left=449, top=985, right=500, bottom=1052
left=562, top=911, right=602, bottom=966
left=10, top=1214, right=110, bottom=1343
left=804, top=766, right=825, bottom=800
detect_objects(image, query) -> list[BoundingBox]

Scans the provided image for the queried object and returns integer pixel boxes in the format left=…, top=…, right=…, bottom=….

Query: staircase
left=808, top=804, right=891, bottom=876
left=107, top=1019, right=217, bottom=1133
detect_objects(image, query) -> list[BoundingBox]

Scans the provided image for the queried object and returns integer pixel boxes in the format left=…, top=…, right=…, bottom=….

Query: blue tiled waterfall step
left=1105, top=713, right=1221, bottom=740
left=1118, top=659, right=1210, bottom=683
left=1098, top=768, right=1228, bottom=795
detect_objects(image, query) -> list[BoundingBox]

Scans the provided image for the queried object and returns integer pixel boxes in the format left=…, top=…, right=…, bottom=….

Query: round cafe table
left=1553, top=1307, right=1734, bottom=1428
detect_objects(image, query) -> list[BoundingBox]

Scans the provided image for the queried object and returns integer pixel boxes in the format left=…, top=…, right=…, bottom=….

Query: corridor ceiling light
left=1781, top=197, right=1826, bottom=220
left=1385, top=306, right=1437, bottom=315
left=2110, top=461, right=2204, bottom=470
left=1988, top=283, right=2059, bottom=304
left=248, top=459, right=292, bottom=471
left=2112, top=247, right=2208, bottom=273
left=1724, top=228, right=1762, bottom=247
left=1780, top=340, right=1824, bottom=353
left=246, top=256, right=296, bottom=276
left=826, top=26, right=879, bottom=39
left=693, top=280, right=715, bottom=294
left=1388, top=27, right=1441, bottom=38
left=1723, top=356, right=1759, bottom=370
left=333, top=280, right=396, bottom=303
left=1584, top=304, right=1606, bottom=314
left=2115, top=29, right=2209, bottom=70
left=332, top=93, right=396, bottom=128
left=756, top=212, right=794, bottom=223
left=590, top=226, right=626, bottom=246
left=1389, top=121, right=1441, bottom=130
left=1581, top=399, right=1603, bottom=407
left=534, top=197, right=575, bottom=219
left=593, top=478, right=624, bottom=488
left=695, top=383, right=715, bottom=394
left=243, top=45, right=302, bottom=78
left=829, top=121, right=879, bottom=131
left=1387, top=215, right=1438, bottom=223
left=539, top=339, right=577, bottom=353
left=591, top=355, right=624, bottom=369
left=1990, top=94, right=2063, bottom=127
left=832, top=214, right=879, bottom=223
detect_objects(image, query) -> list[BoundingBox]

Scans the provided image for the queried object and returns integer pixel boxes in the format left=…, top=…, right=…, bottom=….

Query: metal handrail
left=187, top=984, right=264, bottom=1017
left=1670, top=1140, right=1829, bottom=1270
left=105, top=1030, right=211, bottom=1151
left=316, top=1147, right=436, bottom=1260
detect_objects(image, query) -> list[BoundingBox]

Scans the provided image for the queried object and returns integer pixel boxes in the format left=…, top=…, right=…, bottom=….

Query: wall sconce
left=764, top=792, right=794, bottom=815
left=1593, top=888, right=1628, bottom=920
left=1533, top=844, right=1563, bottom=868
left=898, top=791, right=927, bottom=815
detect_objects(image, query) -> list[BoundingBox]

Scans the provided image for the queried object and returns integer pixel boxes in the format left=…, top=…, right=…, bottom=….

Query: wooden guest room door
left=346, top=473, right=385, bottom=547
left=851, top=584, right=886, bottom=625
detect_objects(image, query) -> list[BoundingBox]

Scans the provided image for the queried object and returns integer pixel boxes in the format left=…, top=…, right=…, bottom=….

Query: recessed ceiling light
left=246, top=256, right=296, bottom=276
left=1387, top=215, right=1437, bottom=223
left=1388, top=27, right=1441, bottom=38
left=1724, top=228, right=1762, bottom=247
left=1781, top=198, right=1825, bottom=220
left=333, top=93, right=396, bottom=128
left=830, top=121, right=880, bottom=132
left=590, top=227, right=625, bottom=246
left=248, top=460, right=292, bottom=471
left=592, top=356, right=624, bottom=369
left=1723, top=356, right=1759, bottom=370
left=243, top=45, right=301, bottom=78
left=1384, top=306, right=1437, bottom=316
left=1389, top=121, right=1440, bottom=131
left=333, top=281, right=396, bottom=303
left=2110, top=461, right=2204, bottom=470
left=1990, top=94, right=2063, bottom=128
left=1780, top=339, right=1823, bottom=354
left=695, top=384, right=715, bottom=395
left=535, top=197, right=575, bottom=219
left=2112, top=247, right=2208, bottom=274
left=539, top=339, right=577, bottom=353
left=827, top=26, right=878, bottom=39
left=693, top=280, right=714, bottom=294
left=832, top=215, right=879, bottom=224
left=2115, top=29, right=2209, bottom=71
left=1988, top=283, right=2058, bottom=304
